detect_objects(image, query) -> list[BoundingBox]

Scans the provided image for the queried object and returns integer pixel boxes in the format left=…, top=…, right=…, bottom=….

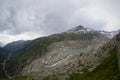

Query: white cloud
left=0, top=0, right=120, bottom=44
left=0, top=32, right=46, bottom=45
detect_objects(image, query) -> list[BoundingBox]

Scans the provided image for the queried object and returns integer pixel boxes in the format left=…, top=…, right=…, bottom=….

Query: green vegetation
left=43, top=75, right=59, bottom=80
left=67, top=47, right=120, bottom=80
left=0, top=47, right=6, bottom=63
left=0, top=64, right=6, bottom=78
left=0, top=48, right=6, bottom=78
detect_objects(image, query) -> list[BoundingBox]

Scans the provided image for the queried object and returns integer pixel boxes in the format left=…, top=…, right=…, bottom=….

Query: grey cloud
left=0, top=0, right=120, bottom=36
left=0, top=0, right=76, bottom=35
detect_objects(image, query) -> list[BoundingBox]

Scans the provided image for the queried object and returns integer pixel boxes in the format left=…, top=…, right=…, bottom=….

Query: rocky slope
left=15, top=26, right=110, bottom=78
left=21, top=27, right=120, bottom=80
left=0, top=25, right=120, bottom=80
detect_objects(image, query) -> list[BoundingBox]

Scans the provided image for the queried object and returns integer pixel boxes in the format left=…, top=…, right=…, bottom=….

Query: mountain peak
left=66, top=25, right=92, bottom=33
left=75, top=25, right=85, bottom=30
left=67, top=25, right=84, bottom=32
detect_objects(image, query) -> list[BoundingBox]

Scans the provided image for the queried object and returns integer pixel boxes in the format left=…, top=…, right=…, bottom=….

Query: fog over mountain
left=0, top=0, right=120, bottom=44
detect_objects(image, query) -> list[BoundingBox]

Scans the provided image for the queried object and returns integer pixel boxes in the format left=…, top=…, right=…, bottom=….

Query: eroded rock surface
left=22, top=37, right=108, bottom=79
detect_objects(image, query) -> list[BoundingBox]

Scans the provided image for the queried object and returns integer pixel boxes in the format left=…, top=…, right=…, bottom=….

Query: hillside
left=66, top=33, right=120, bottom=80
left=0, top=26, right=120, bottom=80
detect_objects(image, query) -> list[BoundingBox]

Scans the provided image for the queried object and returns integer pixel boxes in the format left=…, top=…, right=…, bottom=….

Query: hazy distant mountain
left=3, top=40, right=31, bottom=57
left=0, top=25, right=120, bottom=80
left=0, top=43, right=4, bottom=47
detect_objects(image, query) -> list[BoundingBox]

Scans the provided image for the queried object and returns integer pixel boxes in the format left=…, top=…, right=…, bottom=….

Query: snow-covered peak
left=66, top=25, right=120, bottom=38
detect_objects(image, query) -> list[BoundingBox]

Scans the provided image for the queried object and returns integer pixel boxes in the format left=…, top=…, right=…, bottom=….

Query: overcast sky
left=0, top=0, right=120, bottom=45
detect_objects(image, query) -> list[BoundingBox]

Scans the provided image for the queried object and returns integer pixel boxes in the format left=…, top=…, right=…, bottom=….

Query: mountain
left=0, top=47, right=6, bottom=63
left=99, top=30, right=120, bottom=38
left=0, top=47, right=3, bottom=63
left=3, top=40, right=31, bottom=58
left=0, top=47, right=6, bottom=78
left=0, top=25, right=120, bottom=80
left=4, top=40, right=30, bottom=53
left=66, top=25, right=93, bottom=33
left=67, top=25, right=119, bottom=38
left=0, top=40, right=31, bottom=78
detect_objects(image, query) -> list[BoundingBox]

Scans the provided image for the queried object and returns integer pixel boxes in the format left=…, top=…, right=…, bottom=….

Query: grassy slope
left=67, top=47, right=120, bottom=80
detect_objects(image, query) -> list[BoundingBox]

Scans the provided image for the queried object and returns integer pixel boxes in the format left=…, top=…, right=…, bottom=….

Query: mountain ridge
left=66, top=25, right=120, bottom=38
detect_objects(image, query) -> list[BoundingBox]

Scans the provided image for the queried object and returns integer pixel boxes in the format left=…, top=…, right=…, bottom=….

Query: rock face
left=21, top=29, right=120, bottom=80
left=21, top=28, right=109, bottom=79
left=22, top=40, right=104, bottom=78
